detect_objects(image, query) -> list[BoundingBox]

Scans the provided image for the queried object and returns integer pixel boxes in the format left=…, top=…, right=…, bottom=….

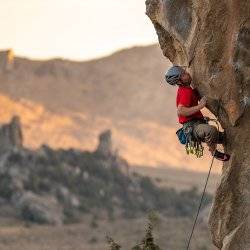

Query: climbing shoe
left=214, top=150, right=230, bottom=161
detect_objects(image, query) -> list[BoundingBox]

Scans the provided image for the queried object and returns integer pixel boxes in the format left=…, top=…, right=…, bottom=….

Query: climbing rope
left=186, top=117, right=220, bottom=250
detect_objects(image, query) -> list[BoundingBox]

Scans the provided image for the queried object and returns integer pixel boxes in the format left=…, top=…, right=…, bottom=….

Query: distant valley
left=0, top=46, right=221, bottom=172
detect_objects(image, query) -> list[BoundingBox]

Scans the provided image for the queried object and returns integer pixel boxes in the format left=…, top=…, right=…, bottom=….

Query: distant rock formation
left=14, top=191, right=63, bottom=225
left=0, top=116, right=23, bottom=153
left=96, top=130, right=113, bottom=157
left=0, top=117, right=211, bottom=225
left=95, top=129, right=130, bottom=175
left=0, top=49, right=14, bottom=72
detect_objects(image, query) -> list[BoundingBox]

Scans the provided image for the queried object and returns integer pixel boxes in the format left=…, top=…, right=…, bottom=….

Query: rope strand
left=186, top=101, right=221, bottom=249
left=186, top=141, right=217, bottom=249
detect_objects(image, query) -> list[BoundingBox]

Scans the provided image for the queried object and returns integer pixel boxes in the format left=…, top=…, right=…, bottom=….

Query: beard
left=180, top=79, right=192, bottom=85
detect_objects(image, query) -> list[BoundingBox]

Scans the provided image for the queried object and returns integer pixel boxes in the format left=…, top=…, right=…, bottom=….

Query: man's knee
left=194, top=124, right=218, bottom=143
left=207, top=125, right=219, bottom=142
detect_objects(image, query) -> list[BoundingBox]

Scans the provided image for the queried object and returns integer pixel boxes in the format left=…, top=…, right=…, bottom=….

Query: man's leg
left=193, top=123, right=230, bottom=161
left=193, top=123, right=218, bottom=154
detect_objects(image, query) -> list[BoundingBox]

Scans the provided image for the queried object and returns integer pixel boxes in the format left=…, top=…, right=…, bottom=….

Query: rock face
left=146, top=1, right=250, bottom=249
left=0, top=116, right=23, bottom=153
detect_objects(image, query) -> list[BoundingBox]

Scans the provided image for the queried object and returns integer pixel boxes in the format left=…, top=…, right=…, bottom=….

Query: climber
left=165, top=65, right=230, bottom=161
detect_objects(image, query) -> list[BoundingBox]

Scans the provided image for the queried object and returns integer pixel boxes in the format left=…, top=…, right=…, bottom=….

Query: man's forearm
left=177, top=105, right=202, bottom=117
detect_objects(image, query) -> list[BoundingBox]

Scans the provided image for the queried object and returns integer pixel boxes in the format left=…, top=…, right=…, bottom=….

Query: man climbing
left=165, top=65, right=230, bottom=161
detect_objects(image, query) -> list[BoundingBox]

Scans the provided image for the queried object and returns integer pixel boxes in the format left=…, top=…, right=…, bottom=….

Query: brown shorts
left=192, top=123, right=219, bottom=146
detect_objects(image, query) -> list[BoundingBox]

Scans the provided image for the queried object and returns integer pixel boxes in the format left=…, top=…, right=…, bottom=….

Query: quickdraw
left=185, top=140, right=204, bottom=158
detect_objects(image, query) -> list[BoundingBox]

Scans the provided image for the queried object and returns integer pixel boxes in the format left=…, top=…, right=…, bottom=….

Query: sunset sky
left=0, top=0, right=157, bottom=61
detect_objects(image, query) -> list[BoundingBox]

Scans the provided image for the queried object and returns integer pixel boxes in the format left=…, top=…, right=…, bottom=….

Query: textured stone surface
left=0, top=116, right=23, bottom=153
left=146, top=0, right=250, bottom=249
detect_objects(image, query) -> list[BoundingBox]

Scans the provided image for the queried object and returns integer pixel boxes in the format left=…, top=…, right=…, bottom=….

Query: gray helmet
left=165, top=66, right=184, bottom=85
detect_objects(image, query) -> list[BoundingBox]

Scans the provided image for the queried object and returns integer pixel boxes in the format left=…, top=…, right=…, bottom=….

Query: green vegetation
left=0, top=145, right=212, bottom=224
left=108, top=212, right=161, bottom=250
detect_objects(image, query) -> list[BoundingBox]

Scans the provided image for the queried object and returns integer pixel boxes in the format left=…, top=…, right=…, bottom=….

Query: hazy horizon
left=0, top=0, right=157, bottom=61
left=1, top=43, right=158, bottom=62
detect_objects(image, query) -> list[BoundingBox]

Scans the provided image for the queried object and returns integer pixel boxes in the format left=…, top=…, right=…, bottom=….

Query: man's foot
left=214, top=150, right=230, bottom=161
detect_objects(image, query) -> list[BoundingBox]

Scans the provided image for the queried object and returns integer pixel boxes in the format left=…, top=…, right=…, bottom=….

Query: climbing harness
left=183, top=119, right=205, bottom=158
left=176, top=119, right=206, bottom=158
left=186, top=106, right=221, bottom=249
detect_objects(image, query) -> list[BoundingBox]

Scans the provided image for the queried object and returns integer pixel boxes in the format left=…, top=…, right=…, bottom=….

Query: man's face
left=180, top=71, right=192, bottom=85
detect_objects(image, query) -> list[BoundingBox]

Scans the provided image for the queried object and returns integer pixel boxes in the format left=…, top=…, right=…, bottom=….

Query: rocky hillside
left=0, top=46, right=174, bottom=125
left=0, top=117, right=211, bottom=225
left=146, top=0, right=250, bottom=249
left=0, top=46, right=220, bottom=171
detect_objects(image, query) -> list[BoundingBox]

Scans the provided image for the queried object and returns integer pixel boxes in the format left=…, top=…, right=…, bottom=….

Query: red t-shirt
left=176, top=86, right=204, bottom=124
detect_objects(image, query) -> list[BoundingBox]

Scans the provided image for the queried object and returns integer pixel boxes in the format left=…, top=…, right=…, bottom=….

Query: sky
left=0, top=0, right=158, bottom=61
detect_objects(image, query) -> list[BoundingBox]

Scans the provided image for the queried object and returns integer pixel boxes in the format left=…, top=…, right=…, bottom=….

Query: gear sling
left=176, top=119, right=205, bottom=158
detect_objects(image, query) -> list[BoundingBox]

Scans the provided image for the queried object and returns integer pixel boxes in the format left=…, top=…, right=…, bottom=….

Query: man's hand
left=198, top=96, right=207, bottom=109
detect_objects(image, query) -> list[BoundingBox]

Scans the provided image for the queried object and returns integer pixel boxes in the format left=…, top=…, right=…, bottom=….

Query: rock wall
left=146, top=0, right=250, bottom=249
